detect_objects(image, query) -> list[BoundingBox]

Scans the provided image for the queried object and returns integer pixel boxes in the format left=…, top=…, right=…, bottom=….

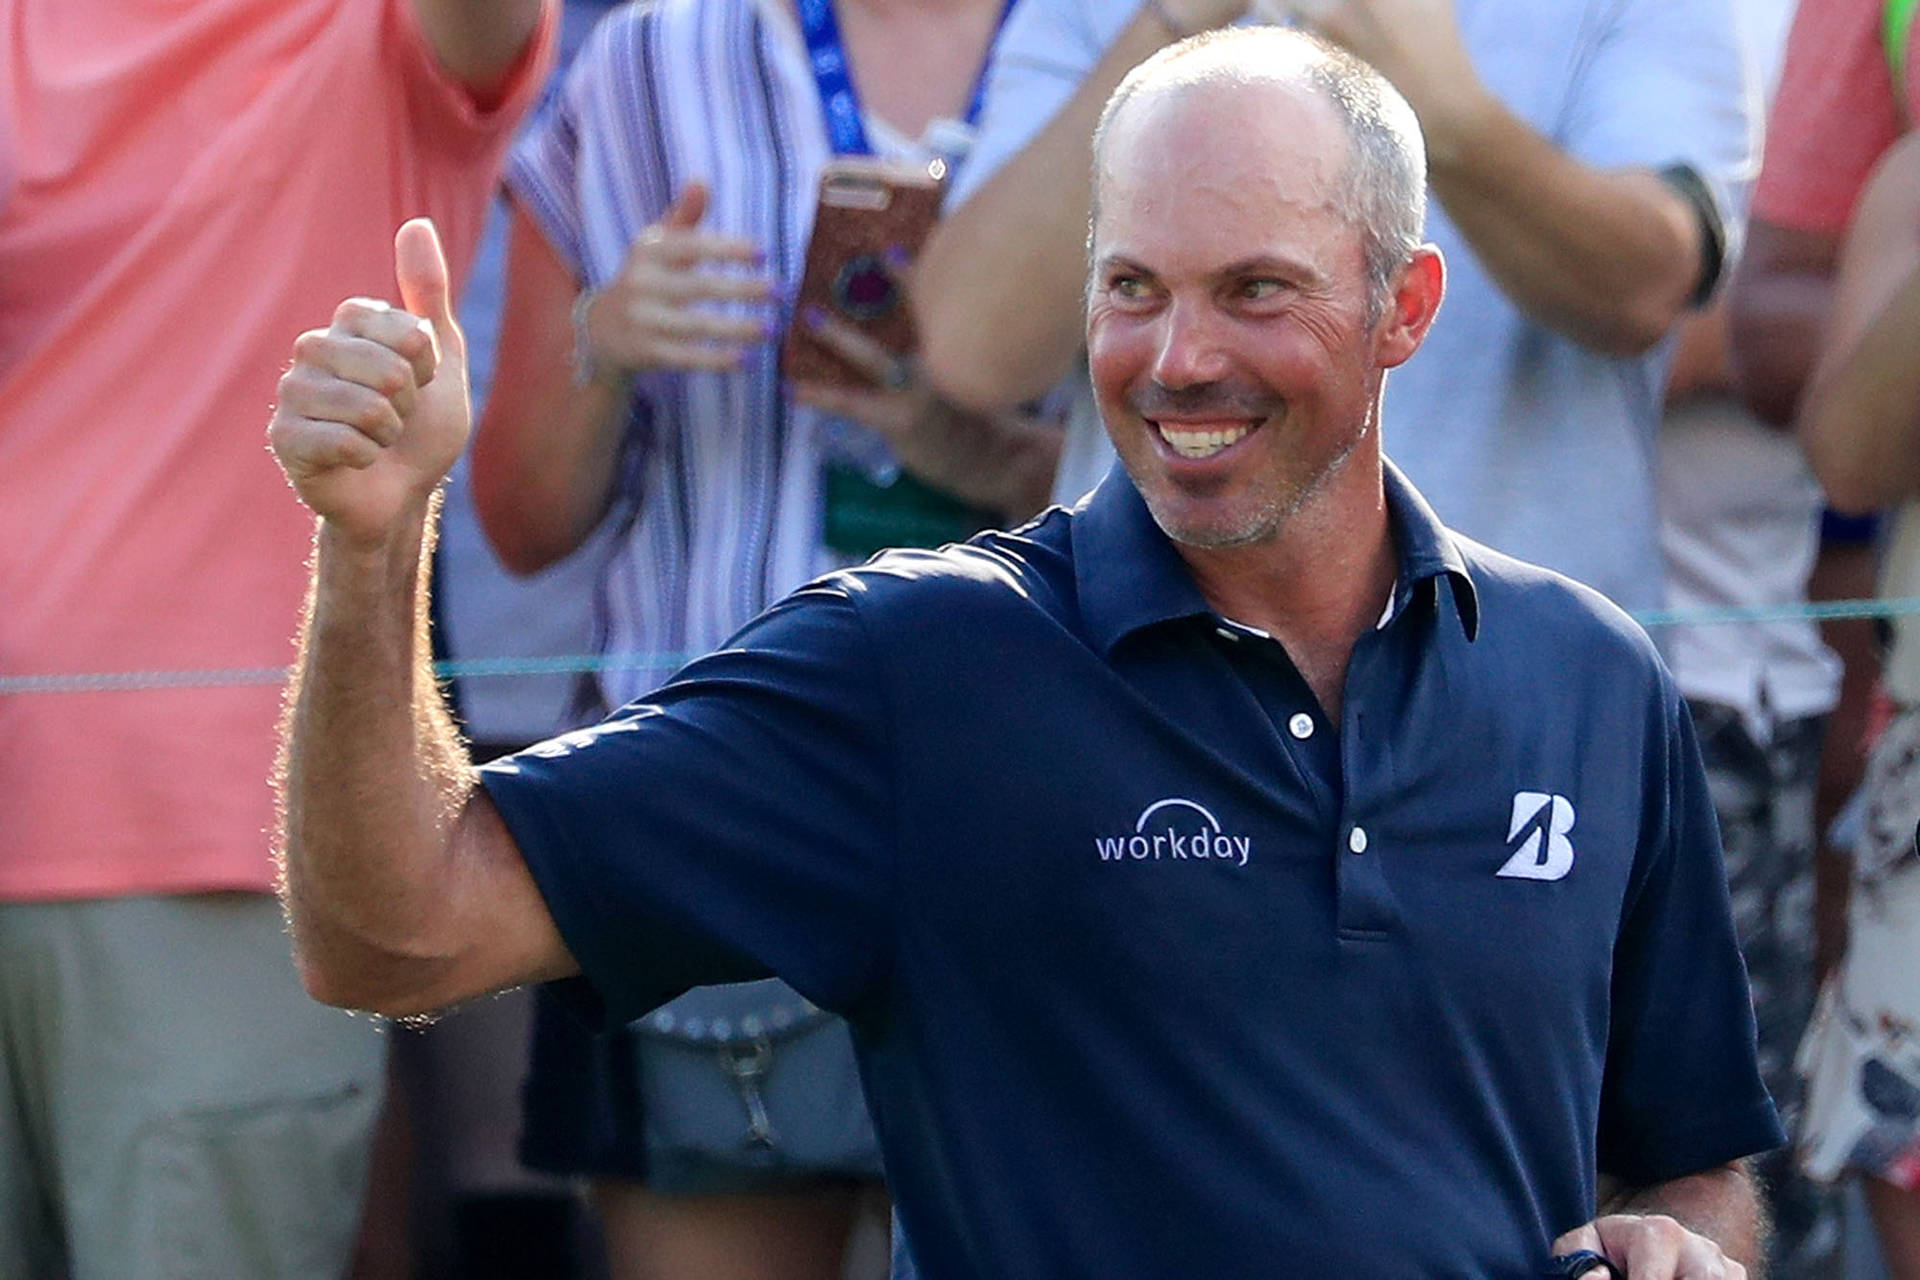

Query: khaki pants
left=0, top=893, right=386, bottom=1279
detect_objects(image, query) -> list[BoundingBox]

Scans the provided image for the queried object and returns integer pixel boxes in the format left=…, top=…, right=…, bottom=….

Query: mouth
left=1151, top=419, right=1261, bottom=461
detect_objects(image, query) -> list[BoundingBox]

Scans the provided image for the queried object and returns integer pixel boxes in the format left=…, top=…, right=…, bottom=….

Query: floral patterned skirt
left=1797, top=704, right=1920, bottom=1189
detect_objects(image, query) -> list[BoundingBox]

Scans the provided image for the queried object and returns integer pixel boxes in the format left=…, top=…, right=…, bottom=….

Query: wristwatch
left=1546, top=1249, right=1623, bottom=1279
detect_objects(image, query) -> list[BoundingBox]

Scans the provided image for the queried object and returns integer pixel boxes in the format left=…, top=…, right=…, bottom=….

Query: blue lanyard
left=795, top=0, right=1015, bottom=156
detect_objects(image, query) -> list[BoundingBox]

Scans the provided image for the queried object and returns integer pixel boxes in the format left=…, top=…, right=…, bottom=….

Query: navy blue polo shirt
left=481, top=462, right=1781, bottom=1280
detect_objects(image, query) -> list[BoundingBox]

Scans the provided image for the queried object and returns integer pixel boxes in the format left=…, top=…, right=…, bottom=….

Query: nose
left=1148, top=297, right=1230, bottom=389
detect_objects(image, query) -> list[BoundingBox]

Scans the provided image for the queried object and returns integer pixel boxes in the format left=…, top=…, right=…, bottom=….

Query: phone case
left=781, top=157, right=947, bottom=387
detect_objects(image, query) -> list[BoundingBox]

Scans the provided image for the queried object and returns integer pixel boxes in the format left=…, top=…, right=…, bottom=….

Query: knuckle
left=291, top=328, right=332, bottom=361
left=332, top=296, right=388, bottom=328
left=393, top=321, right=431, bottom=357
left=373, top=357, right=411, bottom=398
left=1648, top=1215, right=1686, bottom=1243
left=319, top=426, right=379, bottom=469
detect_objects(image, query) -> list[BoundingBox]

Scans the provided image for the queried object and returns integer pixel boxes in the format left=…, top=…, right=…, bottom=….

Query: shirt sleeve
left=1751, top=0, right=1907, bottom=235
left=945, top=0, right=1123, bottom=210
left=1555, top=0, right=1754, bottom=256
left=1594, top=680, right=1785, bottom=1184
left=504, top=5, right=663, bottom=283
left=478, top=578, right=898, bottom=1027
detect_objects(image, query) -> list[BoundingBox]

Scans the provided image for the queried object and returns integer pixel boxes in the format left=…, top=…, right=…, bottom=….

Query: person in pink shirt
left=1729, top=0, right=1920, bottom=1275
left=0, top=0, right=553, bottom=1274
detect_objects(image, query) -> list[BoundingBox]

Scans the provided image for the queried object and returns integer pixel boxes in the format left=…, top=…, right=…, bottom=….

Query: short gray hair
left=1090, top=27, right=1427, bottom=316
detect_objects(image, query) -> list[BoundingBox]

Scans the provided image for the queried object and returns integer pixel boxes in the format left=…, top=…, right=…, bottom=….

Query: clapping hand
left=574, top=181, right=779, bottom=382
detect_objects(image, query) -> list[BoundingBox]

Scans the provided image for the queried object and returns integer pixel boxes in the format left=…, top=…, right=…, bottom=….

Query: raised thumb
left=394, top=217, right=460, bottom=360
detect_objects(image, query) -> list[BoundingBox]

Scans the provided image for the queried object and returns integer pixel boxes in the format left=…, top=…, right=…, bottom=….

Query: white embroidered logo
left=1496, top=791, right=1576, bottom=881
left=1094, top=797, right=1252, bottom=867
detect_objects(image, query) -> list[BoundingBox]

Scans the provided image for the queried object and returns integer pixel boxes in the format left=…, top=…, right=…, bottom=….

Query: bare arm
left=271, top=220, right=577, bottom=1017
left=1663, top=298, right=1731, bottom=407
left=791, top=311, right=1062, bottom=521
left=1725, top=221, right=1841, bottom=427
left=472, top=186, right=775, bottom=573
left=411, top=0, right=549, bottom=99
left=916, top=0, right=1247, bottom=412
left=1556, top=1162, right=1764, bottom=1278
left=1308, top=0, right=1706, bottom=357
left=1795, top=134, right=1920, bottom=515
left=471, top=203, right=631, bottom=573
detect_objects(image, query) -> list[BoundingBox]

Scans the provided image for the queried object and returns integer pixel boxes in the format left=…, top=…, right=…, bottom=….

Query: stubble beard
left=1146, top=426, right=1363, bottom=553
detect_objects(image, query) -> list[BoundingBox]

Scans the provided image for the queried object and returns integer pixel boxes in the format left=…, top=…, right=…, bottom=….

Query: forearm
left=902, top=405, right=1063, bottom=523
left=1425, top=96, right=1701, bottom=355
left=1725, top=268, right=1829, bottom=427
left=917, top=4, right=1178, bottom=411
left=1597, top=1162, right=1766, bottom=1273
left=471, top=369, right=629, bottom=573
left=1662, top=301, right=1732, bottom=407
left=279, top=502, right=481, bottom=1013
left=1799, top=263, right=1920, bottom=513
left=472, top=203, right=634, bottom=573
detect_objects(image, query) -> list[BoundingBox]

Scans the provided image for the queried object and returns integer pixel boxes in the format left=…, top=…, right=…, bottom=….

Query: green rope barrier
left=5, top=594, right=1919, bottom=696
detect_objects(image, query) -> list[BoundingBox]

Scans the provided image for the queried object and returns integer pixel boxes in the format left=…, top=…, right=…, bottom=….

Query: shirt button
left=1347, top=826, right=1369, bottom=854
left=1288, top=712, right=1314, bottom=740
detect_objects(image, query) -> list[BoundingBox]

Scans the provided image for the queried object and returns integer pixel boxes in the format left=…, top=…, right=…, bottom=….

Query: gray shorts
left=0, top=892, right=386, bottom=1279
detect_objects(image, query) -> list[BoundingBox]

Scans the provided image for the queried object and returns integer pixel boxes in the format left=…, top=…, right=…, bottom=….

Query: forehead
left=1093, top=78, right=1354, bottom=265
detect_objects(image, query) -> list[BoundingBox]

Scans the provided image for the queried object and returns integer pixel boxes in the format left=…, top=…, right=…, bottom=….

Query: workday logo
left=1496, top=791, right=1576, bottom=881
left=1095, top=797, right=1252, bottom=867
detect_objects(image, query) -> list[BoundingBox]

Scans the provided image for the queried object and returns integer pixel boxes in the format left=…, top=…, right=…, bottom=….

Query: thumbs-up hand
left=573, top=180, right=778, bottom=384
left=270, top=218, right=472, bottom=546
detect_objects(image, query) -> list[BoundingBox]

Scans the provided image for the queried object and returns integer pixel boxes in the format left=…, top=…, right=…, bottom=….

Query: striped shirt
left=508, top=0, right=971, bottom=709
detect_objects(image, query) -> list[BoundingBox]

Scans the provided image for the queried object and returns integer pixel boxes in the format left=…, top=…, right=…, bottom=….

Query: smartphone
left=781, top=156, right=948, bottom=387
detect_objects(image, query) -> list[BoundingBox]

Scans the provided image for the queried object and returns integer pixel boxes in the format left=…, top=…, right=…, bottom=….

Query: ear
left=1372, top=245, right=1444, bottom=369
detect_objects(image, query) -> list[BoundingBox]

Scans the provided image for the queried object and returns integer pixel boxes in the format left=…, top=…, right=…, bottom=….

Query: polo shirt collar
left=1070, top=458, right=1479, bottom=657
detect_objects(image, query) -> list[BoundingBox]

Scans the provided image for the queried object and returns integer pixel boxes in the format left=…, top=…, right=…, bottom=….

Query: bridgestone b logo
left=1095, top=797, right=1252, bottom=867
left=1497, top=791, right=1576, bottom=881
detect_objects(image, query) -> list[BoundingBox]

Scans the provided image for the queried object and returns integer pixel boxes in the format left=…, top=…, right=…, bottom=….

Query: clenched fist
left=269, top=218, right=470, bottom=547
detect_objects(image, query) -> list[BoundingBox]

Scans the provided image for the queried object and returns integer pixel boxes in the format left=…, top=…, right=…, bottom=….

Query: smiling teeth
left=1159, top=423, right=1253, bottom=459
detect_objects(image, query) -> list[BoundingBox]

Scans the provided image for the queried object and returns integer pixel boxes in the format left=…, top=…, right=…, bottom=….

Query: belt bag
left=633, top=978, right=883, bottom=1193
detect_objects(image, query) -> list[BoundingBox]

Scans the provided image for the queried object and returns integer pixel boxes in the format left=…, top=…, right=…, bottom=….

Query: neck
left=1177, top=456, right=1396, bottom=718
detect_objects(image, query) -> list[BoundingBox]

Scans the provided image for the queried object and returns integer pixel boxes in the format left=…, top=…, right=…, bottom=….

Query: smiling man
left=269, top=27, right=1779, bottom=1280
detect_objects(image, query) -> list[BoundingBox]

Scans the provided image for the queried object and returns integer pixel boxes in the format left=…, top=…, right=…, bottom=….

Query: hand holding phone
left=781, top=157, right=947, bottom=388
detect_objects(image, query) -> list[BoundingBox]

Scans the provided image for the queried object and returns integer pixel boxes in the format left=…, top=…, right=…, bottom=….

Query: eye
left=1234, top=277, right=1287, bottom=302
left=1109, top=274, right=1150, bottom=300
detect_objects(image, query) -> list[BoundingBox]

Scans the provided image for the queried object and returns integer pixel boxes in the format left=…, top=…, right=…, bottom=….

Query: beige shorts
left=0, top=892, right=386, bottom=1279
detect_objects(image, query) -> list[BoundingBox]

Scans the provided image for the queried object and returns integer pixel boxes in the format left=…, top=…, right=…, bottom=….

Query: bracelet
left=569, top=288, right=630, bottom=389
left=569, top=288, right=600, bottom=387
left=1144, top=0, right=1198, bottom=40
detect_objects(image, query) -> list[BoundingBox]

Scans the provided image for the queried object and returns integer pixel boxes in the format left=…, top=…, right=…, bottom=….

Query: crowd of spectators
left=4, top=0, right=1920, bottom=1275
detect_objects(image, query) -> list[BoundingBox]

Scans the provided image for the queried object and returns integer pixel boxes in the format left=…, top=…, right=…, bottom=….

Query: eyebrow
left=1092, top=253, right=1321, bottom=283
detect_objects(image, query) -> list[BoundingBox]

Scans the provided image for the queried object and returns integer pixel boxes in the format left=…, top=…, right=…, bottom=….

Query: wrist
left=571, top=289, right=636, bottom=388
left=316, top=497, right=434, bottom=572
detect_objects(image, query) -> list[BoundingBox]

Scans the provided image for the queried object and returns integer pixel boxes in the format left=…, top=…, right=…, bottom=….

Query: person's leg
left=593, top=1179, right=871, bottom=1280
left=1690, top=704, right=1845, bottom=1277
left=1864, top=1177, right=1920, bottom=1280
left=0, top=903, right=69, bottom=1278
left=33, top=893, right=386, bottom=1280
left=406, top=988, right=584, bottom=1279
